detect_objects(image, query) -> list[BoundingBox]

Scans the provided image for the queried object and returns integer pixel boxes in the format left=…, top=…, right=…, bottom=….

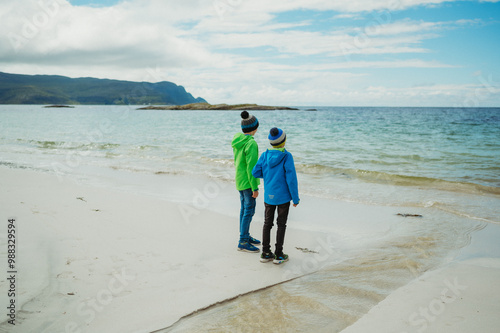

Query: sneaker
left=273, top=253, right=289, bottom=264
left=249, top=236, right=261, bottom=245
left=260, top=252, right=274, bottom=263
left=237, top=242, right=260, bottom=253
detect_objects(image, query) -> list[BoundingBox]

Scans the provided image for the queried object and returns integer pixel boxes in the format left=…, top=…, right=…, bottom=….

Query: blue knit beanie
left=241, top=111, right=259, bottom=133
left=268, top=127, right=286, bottom=147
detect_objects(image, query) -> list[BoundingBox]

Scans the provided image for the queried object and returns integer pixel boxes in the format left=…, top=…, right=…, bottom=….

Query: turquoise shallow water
left=1, top=105, right=499, bottom=222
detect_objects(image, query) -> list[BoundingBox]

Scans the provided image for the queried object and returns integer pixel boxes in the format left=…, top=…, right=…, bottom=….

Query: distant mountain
left=0, top=72, right=207, bottom=105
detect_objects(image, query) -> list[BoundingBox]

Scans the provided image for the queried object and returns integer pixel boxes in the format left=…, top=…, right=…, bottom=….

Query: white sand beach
left=340, top=225, right=500, bottom=333
left=0, top=167, right=305, bottom=332
left=1, top=166, right=499, bottom=333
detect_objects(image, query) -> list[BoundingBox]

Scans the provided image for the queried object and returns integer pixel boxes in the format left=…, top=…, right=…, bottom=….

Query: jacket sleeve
left=245, top=140, right=261, bottom=191
left=284, top=152, right=300, bottom=205
left=252, top=152, right=264, bottom=179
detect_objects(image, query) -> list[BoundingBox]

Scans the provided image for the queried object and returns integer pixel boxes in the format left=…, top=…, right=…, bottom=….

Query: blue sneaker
left=260, top=252, right=274, bottom=263
left=237, top=241, right=260, bottom=253
left=273, top=253, right=289, bottom=264
left=249, top=236, right=261, bottom=245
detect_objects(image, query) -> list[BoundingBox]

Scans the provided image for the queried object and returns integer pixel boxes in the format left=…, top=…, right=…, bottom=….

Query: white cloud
left=0, top=1, right=461, bottom=67
left=162, top=56, right=462, bottom=106
left=206, top=19, right=440, bottom=58
left=0, top=0, right=214, bottom=70
left=310, top=59, right=455, bottom=70
left=332, top=13, right=362, bottom=19
left=363, top=20, right=441, bottom=36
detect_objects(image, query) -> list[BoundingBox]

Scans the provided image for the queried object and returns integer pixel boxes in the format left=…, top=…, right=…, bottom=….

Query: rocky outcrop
left=137, top=103, right=298, bottom=110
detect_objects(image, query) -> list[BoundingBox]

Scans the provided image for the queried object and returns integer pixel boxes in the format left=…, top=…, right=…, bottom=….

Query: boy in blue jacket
left=252, top=127, right=300, bottom=264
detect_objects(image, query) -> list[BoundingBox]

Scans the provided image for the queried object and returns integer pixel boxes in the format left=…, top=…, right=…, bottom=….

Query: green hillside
left=0, top=72, right=207, bottom=105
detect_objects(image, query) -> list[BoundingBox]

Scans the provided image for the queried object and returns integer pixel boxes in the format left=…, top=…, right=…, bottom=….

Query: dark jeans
left=262, top=202, right=291, bottom=256
left=239, top=189, right=256, bottom=243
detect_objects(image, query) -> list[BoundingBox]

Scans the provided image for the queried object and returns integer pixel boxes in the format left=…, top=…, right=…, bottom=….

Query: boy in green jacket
left=231, top=111, right=261, bottom=253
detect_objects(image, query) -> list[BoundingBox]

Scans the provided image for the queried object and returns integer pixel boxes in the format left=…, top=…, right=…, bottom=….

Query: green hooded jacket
left=231, top=133, right=260, bottom=191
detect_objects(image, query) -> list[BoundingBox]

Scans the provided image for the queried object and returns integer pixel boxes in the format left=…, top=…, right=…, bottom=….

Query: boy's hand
left=252, top=190, right=259, bottom=198
left=293, top=203, right=298, bottom=207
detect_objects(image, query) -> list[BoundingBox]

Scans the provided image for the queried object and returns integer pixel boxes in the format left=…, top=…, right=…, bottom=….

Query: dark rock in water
left=44, top=104, right=74, bottom=108
left=137, top=103, right=298, bottom=111
left=295, top=247, right=319, bottom=254
left=397, top=213, right=423, bottom=218
left=305, top=108, right=317, bottom=111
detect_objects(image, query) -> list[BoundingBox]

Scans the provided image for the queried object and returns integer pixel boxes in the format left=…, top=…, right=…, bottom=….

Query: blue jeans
left=239, top=189, right=256, bottom=243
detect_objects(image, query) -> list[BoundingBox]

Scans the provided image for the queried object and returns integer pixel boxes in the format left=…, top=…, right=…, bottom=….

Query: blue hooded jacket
left=252, top=149, right=300, bottom=205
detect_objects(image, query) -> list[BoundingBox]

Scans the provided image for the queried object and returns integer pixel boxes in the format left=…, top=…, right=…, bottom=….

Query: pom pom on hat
left=268, top=127, right=286, bottom=147
left=240, top=110, right=259, bottom=133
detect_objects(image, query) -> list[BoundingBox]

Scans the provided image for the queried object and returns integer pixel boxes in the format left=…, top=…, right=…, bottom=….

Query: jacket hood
left=265, top=149, right=287, bottom=168
left=231, top=133, right=253, bottom=149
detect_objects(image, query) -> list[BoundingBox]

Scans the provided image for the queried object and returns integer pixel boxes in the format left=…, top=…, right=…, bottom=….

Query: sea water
left=1, top=105, right=499, bottom=332
left=1, top=105, right=498, bottom=222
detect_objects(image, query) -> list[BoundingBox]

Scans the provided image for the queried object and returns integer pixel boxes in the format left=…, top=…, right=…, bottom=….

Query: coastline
left=1, top=166, right=499, bottom=332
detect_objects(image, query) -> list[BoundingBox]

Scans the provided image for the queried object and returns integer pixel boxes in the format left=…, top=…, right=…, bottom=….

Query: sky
left=1, top=0, right=499, bottom=106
